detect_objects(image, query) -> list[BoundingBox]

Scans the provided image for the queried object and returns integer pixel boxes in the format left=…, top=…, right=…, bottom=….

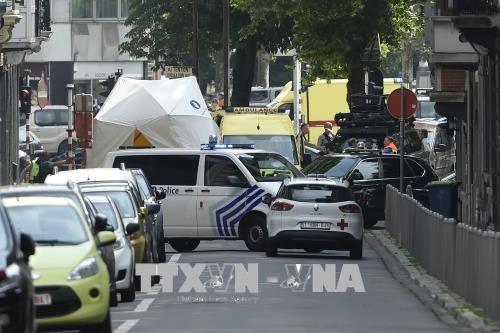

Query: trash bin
left=426, top=181, right=458, bottom=218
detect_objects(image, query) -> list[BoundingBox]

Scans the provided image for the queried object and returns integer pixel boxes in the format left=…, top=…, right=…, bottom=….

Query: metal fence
left=385, top=185, right=500, bottom=320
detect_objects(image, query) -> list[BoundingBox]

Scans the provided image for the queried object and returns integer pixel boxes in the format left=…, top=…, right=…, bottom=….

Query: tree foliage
left=120, top=0, right=425, bottom=105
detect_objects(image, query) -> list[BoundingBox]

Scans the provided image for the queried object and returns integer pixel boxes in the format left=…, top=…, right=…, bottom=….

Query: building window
left=72, top=0, right=129, bottom=19
left=97, top=0, right=117, bottom=18
left=121, top=0, right=130, bottom=18
left=72, top=0, right=92, bottom=18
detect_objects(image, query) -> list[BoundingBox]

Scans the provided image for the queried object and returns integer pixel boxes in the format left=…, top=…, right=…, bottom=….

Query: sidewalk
left=366, top=228, right=500, bottom=332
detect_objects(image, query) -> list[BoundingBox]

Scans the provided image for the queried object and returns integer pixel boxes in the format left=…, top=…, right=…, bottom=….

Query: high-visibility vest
left=384, top=142, right=398, bottom=153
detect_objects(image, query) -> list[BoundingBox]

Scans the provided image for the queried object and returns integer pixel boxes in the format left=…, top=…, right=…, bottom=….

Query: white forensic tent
left=87, top=76, right=219, bottom=167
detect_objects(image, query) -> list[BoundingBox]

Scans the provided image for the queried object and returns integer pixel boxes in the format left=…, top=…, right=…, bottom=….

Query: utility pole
left=223, top=0, right=230, bottom=107
left=192, top=0, right=199, bottom=81
left=66, top=84, right=74, bottom=170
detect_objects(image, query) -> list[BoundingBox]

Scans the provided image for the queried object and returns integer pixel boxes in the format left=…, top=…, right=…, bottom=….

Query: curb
left=367, top=229, right=498, bottom=332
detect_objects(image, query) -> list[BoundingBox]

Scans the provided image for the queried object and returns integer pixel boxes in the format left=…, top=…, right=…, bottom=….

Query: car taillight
left=0, top=270, right=6, bottom=282
left=339, top=204, right=360, bottom=213
left=271, top=201, right=294, bottom=211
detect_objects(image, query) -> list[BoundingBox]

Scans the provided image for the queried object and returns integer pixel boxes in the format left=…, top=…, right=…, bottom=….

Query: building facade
left=0, top=0, right=50, bottom=185
left=25, top=0, right=146, bottom=105
left=430, top=0, right=500, bottom=230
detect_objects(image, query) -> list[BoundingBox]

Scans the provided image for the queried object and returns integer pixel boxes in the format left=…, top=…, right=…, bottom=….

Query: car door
left=147, top=155, right=200, bottom=237
left=348, top=158, right=383, bottom=221
left=380, top=156, right=416, bottom=190
left=198, top=154, right=252, bottom=238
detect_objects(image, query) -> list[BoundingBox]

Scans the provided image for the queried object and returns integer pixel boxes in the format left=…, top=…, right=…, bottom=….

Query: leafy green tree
left=120, top=0, right=293, bottom=106
left=237, top=0, right=426, bottom=100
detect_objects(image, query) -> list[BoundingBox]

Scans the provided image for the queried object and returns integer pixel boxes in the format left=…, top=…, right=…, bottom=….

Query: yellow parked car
left=0, top=195, right=115, bottom=333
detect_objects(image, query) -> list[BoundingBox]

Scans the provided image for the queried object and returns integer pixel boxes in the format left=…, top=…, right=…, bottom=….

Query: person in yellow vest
left=383, top=136, right=398, bottom=153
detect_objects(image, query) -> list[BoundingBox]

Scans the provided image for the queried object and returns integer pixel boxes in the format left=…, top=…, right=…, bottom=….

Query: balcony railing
left=35, top=0, right=51, bottom=37
left=453, top=0, right=499, bottom=15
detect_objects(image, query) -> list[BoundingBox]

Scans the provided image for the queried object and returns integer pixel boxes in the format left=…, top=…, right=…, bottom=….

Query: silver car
left=86, top=195, right=137, bottom=302
left=264, top=178, right=364, bottom=259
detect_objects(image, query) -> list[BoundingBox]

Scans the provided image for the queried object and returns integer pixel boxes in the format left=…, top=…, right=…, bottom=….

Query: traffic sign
left=386, top=87, right=417, bottom=119
left=164, top=66, right=193, bottom=79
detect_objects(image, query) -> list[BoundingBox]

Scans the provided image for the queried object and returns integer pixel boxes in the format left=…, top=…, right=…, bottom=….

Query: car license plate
left=34, top=293, right=52, bottom=306
left=300, top=222, right=331, bottom=230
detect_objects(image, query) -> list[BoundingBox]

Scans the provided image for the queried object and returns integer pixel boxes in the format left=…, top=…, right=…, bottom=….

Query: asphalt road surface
left=101, top=237, right=465, bottom=333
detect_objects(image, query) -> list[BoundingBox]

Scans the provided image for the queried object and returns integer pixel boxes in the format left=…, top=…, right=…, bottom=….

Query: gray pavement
left=108, top=237, right=464, bottom=333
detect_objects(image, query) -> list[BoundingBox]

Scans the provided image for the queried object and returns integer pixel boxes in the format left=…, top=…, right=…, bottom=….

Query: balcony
left=452, top=0, right=499, bottom=16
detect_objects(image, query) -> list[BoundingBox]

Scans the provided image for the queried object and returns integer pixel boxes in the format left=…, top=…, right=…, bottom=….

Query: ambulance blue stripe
left=228, top=189, right=265, bottom=236
left=215, top=185, right=258, bottom=236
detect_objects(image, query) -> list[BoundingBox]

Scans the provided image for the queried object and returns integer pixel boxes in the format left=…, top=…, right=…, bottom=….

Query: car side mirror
left=155, top=188, right=166, bottom=200
left=125, top=222, right=141, bottom=236
left=97, top=231, right=116, bottom=247
left=146, top=203, right=161, bottom=215
left=261, top=194, right=273, bottom=206
left=94, top=213, right=108, bottom=232
left=434, top=144, right=446, bottom=152
left=227, top=175, right=250, bottom=188
left=20, top=233, right=35, bottom=262
left=349, top=171, right=363, bottom=182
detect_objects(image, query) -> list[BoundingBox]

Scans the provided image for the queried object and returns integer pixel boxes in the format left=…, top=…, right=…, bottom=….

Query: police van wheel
left=243, top=217, right=267, bottom=252
left=169, top=239, right=200, bottom=252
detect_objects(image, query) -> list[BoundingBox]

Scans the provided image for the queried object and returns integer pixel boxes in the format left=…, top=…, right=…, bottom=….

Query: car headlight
left=68, top=257, right=99, bottom=280
left=113, top=237, right=125, bottom=251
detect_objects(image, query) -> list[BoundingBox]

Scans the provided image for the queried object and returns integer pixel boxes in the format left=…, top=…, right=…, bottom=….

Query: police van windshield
left=237, top=153, right=303, bottom=182
left=224, top=135, right=298, bottom=165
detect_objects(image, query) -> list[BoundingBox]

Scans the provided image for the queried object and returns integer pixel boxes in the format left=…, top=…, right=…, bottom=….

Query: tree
left=238, top=0, right=426, bottom=102
left=120, top=0, right=293, bottom=106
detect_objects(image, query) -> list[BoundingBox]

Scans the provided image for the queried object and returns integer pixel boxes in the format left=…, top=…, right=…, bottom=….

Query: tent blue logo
left=190, top=100, right=201, bottom=109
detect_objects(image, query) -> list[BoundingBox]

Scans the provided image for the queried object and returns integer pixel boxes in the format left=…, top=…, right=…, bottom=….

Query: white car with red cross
left=263, top=177, right=364, bottom=259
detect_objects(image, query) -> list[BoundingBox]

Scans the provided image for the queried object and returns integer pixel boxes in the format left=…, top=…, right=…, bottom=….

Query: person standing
left=317, top=122, right=334, bottom=149
left=420, top=129, right=431, bottom=151
left=297, top=123, right=310, bottom=165
left=383, top=136, right=398, bottom=154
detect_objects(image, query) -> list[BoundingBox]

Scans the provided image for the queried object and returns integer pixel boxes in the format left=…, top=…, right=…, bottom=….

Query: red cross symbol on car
left=337, top=219, right=348, bottom=230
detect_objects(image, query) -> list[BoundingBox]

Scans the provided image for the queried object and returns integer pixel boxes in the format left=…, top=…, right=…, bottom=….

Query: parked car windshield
left=237, top=152, right=303, bottom=182
left=303, top=156, right=358, bottom=178
left=85, top=198, right=119, bottom=230
left=84, top=190, right=136, bottom=219
left=281, top=184, right=353, bottom=203
left=2, top=199, right=88, bottom=245
left=225, top=135, right=298, bottom=165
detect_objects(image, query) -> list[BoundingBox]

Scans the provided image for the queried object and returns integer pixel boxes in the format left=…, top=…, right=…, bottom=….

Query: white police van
left=102, top=144, right=304, bottom=252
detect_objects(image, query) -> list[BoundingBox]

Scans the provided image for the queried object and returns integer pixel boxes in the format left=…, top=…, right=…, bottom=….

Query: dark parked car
left=302, top=152, right=438, bottom=227
left=0, top=202, right=36, bottom=333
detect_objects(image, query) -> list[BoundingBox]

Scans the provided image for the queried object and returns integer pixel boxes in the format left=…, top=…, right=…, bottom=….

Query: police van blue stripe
left=223, top=188, right=265, bottom=237
left=228, top=189, right=265, bottom=236
left=215, top=185, right=258, bottom=236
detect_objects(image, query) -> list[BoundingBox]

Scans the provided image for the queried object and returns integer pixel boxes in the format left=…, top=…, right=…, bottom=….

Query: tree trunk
left=231, top=38, right=258, bottom=106
left=255, top=49, right=271, bottom=88
left=214, top=50, right=224, bottom=93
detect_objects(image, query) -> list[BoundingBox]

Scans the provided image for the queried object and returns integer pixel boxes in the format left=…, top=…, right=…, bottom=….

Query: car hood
left=30, top=241, right=96, bottom=270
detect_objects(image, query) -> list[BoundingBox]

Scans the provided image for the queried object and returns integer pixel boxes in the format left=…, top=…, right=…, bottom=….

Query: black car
left=302, top=152, right=438, bottom=227
left=0, top=202, right=36, bottom=333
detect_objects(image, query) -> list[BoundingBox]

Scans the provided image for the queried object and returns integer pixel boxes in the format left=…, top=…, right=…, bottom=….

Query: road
left=106, top=237, right=463, bottom=333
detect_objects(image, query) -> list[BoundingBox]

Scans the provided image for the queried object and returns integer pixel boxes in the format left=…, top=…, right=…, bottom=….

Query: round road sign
left=386, top=88, right=417, bottom=119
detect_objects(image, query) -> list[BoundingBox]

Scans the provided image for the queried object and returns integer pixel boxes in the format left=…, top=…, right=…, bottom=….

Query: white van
left=102, top=146, right=304, bottom=252
left=29, top=105, right=77, bottom=154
